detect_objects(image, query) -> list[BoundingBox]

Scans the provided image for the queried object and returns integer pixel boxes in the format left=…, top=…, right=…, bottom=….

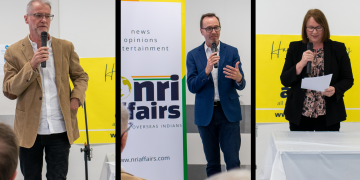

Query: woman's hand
left=296, top=50, right=314, bottom=75
left=323, top=86, right=335, bottom=97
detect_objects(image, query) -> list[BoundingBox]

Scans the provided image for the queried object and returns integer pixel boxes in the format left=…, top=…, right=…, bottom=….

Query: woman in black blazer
left=280, top=9, right=353, bottom=131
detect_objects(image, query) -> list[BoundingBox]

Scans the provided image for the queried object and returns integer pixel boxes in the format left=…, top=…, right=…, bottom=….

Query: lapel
left=197, top=42, right=214, bottom=82
left=51, top=37, right=63, bottom=94
left=323, top=40, right=331, bottom=75
left=300, top=42, right=308, bottom=78
left=21, top=36, right=42, bottom=89
left=217, top=41, right=227, bottom=81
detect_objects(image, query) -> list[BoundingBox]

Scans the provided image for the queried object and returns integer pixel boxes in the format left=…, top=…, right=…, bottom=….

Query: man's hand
left=223, top=61, right=242, bottom=83
left=70, top=98, right=80, bottom=110
left=30, top=47, right=49, bottom=70
left=322, top=86, right=335, bottom=97
left=205, top=52, right=220, bottom=76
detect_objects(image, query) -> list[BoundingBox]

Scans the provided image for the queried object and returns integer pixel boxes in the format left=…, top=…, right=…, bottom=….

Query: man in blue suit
left=186, top=13, right=246, bottom=177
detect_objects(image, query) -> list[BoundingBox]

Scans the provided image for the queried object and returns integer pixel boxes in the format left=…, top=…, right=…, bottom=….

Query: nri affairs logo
left=121, top=74, right=180, bottom=120
left=121, top=76, right=132, bottom=100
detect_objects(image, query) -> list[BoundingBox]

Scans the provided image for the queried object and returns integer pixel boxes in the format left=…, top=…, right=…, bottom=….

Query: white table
left=259, top=132, right=360, bottom=180
left=99, top=153, right=115, bottom=180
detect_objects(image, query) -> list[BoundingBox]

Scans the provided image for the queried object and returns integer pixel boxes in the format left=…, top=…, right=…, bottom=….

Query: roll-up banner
left=121, top=0, right=186, bottom=180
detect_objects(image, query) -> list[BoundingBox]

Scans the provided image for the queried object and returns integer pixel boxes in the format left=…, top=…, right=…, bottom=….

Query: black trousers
left=19, top=132, right=71, bottom=180
left=197, top=103, right=241, bottom=177
left=289, top=115, right=340, bottom=131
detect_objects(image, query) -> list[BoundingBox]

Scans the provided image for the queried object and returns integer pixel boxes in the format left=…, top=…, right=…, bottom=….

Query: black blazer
left=280, top=40, right=354, bottom=126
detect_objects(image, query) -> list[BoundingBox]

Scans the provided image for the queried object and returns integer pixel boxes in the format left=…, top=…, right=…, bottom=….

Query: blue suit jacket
left=186, top=41, right=246, bottom=126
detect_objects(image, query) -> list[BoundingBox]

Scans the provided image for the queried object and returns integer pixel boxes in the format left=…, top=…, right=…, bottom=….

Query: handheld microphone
left=41, top=31, right=47, bottom=68
left=211, top=43, right=218, bottom=68
left=306, top=42, right=313, bottom=74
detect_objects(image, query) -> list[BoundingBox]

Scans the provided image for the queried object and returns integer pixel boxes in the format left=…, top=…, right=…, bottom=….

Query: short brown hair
left=0, top=123, right=19, bottom=180
left=200, top=13, right=221, bottom=28
left=301, top=9, right=330, bottom=43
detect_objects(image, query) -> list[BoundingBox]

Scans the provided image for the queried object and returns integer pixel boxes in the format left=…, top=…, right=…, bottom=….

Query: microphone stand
left=80, top=101, right=91, bottom=180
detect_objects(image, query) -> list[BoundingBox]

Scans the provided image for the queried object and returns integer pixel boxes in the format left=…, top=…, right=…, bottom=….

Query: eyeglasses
left=27, top=13, right=54, bottom=21
left=201, top=26, right=221, bottom=33
left=121, top=122, right=133, bottom=138
left=306, top=26, right=323, bottom=32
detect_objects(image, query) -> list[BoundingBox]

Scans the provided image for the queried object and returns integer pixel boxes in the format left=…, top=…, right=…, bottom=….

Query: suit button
left=39, top=97, right=42, bottom=100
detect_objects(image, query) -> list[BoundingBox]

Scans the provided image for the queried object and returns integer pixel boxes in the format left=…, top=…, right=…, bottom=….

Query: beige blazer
left=2, top=36, right=89, bottom=148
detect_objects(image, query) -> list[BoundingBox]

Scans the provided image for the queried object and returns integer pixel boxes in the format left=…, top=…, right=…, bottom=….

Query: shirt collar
left=28, top=34, right=52, bottom=47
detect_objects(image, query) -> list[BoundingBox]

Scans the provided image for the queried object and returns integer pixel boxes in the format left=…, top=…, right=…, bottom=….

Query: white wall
left=59, top=0, right=115, bottom=58
left=256, top=0, right=360, bottom=35
left=256, top=0, right=360, bottom=179
left=0, top=1, right=115, bottom=179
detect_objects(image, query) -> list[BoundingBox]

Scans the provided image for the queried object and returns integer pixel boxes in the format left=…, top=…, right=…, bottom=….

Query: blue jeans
left=197, top=104, right=241, bottom=177
left=19, top=132, right=71, bottom=180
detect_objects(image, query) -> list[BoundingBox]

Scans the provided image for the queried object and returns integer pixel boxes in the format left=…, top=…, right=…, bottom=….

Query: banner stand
left=80, top=101, right=92, bottom=180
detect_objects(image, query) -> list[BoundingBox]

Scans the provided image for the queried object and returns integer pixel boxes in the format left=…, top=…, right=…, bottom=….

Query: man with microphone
left=186, top=13, right=246, bottom=177
left=2, top=0, right=88, bottom=179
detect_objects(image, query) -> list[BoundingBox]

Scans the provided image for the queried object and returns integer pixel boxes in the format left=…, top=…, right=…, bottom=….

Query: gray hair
left=27, top=0, right=51, bottom=13
left=121, top=104, right=129, bottom=134
left=0, top=123, right=19, bottom=180
left=205, top=169, right=251, bottom=180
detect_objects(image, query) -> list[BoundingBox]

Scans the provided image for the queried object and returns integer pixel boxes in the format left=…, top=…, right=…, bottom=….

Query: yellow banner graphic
left=256, top=34, right=360, bottom=123
left=72, top=57, right=116, bottom=143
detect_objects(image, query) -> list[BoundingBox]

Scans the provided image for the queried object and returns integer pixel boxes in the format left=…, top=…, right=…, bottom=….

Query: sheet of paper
left=106, top=162, right=115, bottom=166
left=301, top=74, right=332, bottom=92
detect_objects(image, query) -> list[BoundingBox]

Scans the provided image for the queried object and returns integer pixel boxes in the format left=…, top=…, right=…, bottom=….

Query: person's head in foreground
left=121, top=104, right=145, bottom=180
left=205, top=169, right=251, bottom=180
left=0, top=123, right=19, bottom=180
left=121, top=104, right=130, bottom=153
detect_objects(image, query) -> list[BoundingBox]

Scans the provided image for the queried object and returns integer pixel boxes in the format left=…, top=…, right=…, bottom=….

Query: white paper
left=301, top=74, right=332, bottom=91
left=106, top=162, right=115, bottom=166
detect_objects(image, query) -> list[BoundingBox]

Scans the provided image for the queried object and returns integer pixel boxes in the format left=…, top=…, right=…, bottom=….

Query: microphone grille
left=41, top=31, right=47, bottom=37
left=211, top=43, right=216, bottom=48
left=307, top=42, right=313, bottom=50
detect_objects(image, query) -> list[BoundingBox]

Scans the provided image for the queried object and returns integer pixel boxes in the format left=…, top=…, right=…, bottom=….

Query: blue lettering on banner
left=280, top=87, right=290, bottom=98
left=123, top=74, right=181, bottom=120
left=275, top=113, right=285, bottom=117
